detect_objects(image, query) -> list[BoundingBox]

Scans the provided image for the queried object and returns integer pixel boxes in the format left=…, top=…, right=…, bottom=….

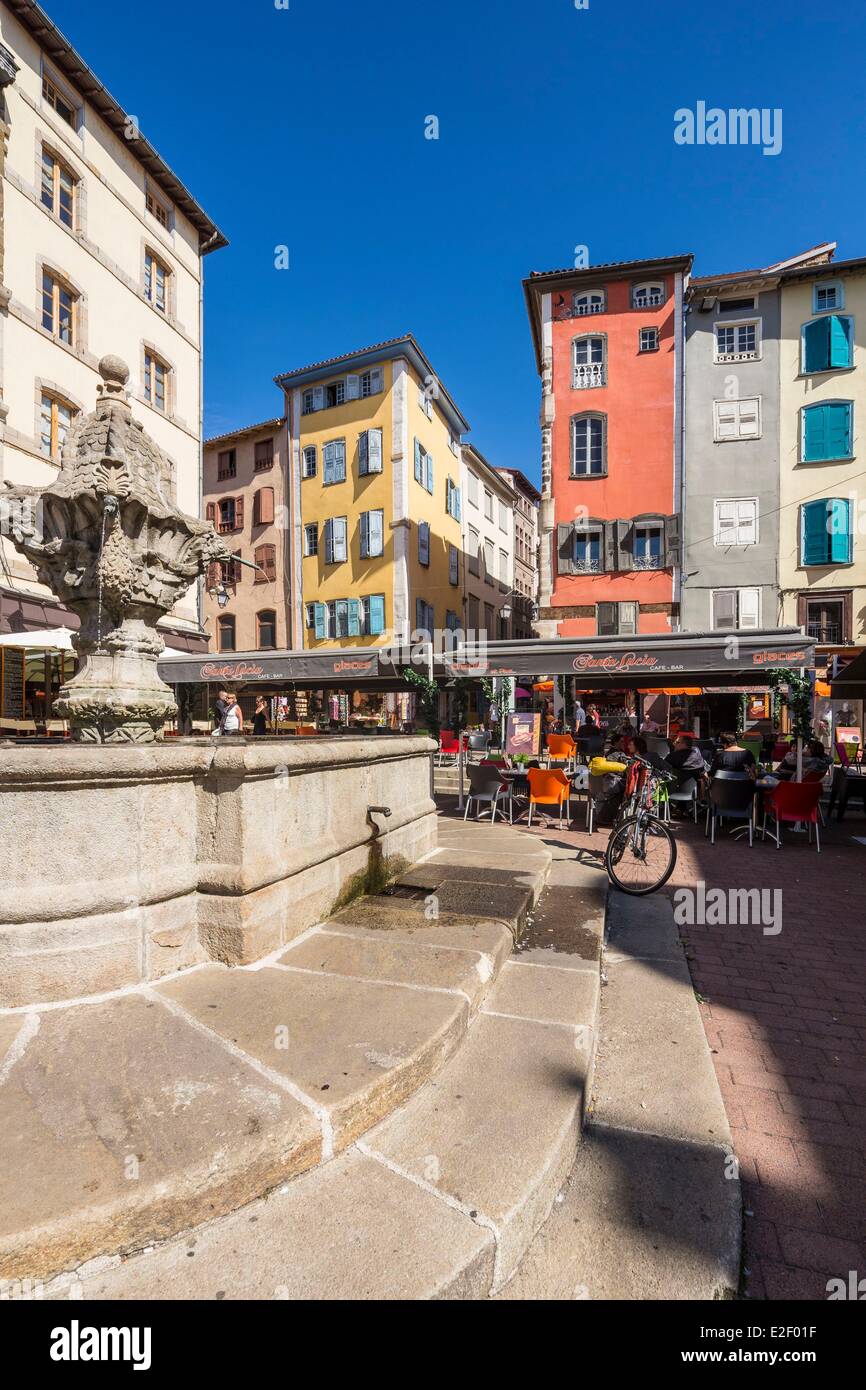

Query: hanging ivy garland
left=403, top=668, right=441, bottom=738
left=767, top=669, right=813, bottom=740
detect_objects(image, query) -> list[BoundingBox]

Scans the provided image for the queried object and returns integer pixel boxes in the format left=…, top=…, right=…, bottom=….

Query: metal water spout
left=2, top=355, right=233, bottom=742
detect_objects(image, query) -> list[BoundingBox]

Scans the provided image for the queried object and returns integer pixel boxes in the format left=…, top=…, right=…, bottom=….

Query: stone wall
left=0, top=735, right=437, bottom=1007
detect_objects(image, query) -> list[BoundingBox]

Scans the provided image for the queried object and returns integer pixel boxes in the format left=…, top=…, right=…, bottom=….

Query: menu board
left=506, top=711, right=541, bottom=757
left=1, top=647, right=25, bottom=719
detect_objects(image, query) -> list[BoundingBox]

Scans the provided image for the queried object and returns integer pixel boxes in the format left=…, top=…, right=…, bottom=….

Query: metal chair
left=466, top=732, right=491, bottom=763
left=463, top=764, right=508, bottom=823
left=663, top=775, right=699, bottom=823
left=706, top=775, right=756, bottom=845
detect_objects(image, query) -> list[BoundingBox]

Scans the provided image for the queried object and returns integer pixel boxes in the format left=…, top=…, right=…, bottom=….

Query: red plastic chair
left=437, top=733, right=460, bottom=766
left=762, top=780, right=823, bottom=852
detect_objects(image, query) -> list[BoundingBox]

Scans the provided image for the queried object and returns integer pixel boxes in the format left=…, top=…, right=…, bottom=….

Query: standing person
left=253, top=695, right=269, bottom=737
left=212, top=688, right=228, bottom=735
left=219, top=691, right=244, bottom=736
left=573, top=697, right=587, bottom=733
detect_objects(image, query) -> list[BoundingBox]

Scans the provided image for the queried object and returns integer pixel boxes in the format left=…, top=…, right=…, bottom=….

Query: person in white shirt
left=573, top=701, right=587, bottom=732
left=220, top=691, right=244, bottom=735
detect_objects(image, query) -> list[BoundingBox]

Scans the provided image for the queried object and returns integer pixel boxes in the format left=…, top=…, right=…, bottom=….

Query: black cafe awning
left=444, top=628, right=815, bottom=688
left=158, top=647, right=400, bottom=688
left=830, top=648, right=866, bottom=701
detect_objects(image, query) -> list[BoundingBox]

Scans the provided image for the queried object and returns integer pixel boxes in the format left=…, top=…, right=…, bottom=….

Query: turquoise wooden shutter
left=323, top=443, right=335, bottom=484
left=369, top=594, right=385, bottom=635
left=803, top=405, right=827, bottom=461
left=827, top=402, right=852, bottom=458
left=348, top=600, right=361, bottom=637
left=454, top=486, right=461, bottom=521
left=803, top=319, right=829, bottom=373
left=828, top=498, right=852, bottom=563
left=829, top=316, right=851, bottom=368
left=314, top=602, right=326, bottom=639
left=801, top=500, right=829, bottom=565
left=426, top=453, right=434, bottom=493
left=414, top=438, right=423, bottom=483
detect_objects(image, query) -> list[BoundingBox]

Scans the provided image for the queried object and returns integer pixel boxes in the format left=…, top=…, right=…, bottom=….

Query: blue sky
left=47, top=0, right=866, bottom=484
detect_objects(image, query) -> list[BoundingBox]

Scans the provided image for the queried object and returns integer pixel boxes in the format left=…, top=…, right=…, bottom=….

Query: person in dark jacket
left=709, top=731, right=756, bottom=778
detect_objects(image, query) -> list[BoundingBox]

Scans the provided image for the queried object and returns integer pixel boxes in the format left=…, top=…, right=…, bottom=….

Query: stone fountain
left=3, top=354, right=232, bottom=741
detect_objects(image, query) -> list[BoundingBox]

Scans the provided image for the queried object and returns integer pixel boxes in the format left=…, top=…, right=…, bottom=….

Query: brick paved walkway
left=440, top=792, right=866, bottom=1299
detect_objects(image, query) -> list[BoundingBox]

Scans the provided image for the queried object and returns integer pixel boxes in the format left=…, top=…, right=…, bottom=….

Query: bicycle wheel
left=605, top=813, right=677, bottom=895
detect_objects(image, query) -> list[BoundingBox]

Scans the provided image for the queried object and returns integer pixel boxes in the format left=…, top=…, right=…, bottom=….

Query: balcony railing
left=806, top=622, right=843, bottom=644
left=633, top=554, right=664, bottom=570
left=572, top=362, right=606, bottom=390
left=574, top=558, right=603, bottom=574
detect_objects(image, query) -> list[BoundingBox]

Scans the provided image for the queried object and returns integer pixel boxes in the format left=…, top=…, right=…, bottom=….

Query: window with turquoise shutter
left=347, top=599, right=361, bottom=638
left=802, top=402, right=852, bottom=461
left=801, top=498, right=852, bottom=565
left=313, top=602, right=326, bottom=639
left=368, top=594, right=385, bottom=636
left=802, top=316, right=853, bottom=372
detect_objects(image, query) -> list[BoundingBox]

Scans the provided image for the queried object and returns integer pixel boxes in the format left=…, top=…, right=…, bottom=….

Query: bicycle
left=604, top=754, right=678, bottom=895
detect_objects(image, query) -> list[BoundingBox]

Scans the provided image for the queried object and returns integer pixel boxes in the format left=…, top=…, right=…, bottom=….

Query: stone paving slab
left=318, top=918, right=514, bottom=971
left=484, top=959, right=599, bottom=1028
left=278, top=927, right=495, bottom=1005
left=49, top=1149, right=496, bottom=1302
left=0, top=993, right=320, bottom=1282
left=155, top=964, right=469, bottom=1151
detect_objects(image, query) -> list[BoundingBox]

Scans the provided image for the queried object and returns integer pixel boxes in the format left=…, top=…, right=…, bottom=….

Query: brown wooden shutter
left=664, top=514, right=681, bottom=568
left=234, top=496, right=244, bottom=531
left=206, top=502, right=216, bottom=524
left=265, top=545, right=276, bottom=581
left=255, top=486, right=275, bottom=526
left=557, top=523, right=574, bottom=575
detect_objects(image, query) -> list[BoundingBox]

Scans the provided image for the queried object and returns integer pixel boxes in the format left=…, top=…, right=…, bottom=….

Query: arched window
left=571, top=413, right=606, bottom=476
left=631, top=281, right=666, bottom=309
left=257, top=610, right=277, bottom=649
left=572, top=290, right=605, bottom=316
left=217, top=615, right=236, bottom=652
left=572, top=334, right=606, bottom=389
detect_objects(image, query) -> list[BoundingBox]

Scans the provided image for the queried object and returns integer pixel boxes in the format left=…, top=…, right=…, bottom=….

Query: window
left=572, top=334, right=606, bottom=390
left=714, top=320, right=759, bottom=362
left=217, top=449, right=236, bottom=480
left=302, top=445, right=317, bottom=478
left=360, top=509, right=384, bottom=559
left=217, top=615, right=236, bottom=652
left=483, top=538, right=494, bottom=576
left=711, top=588, right=760, bottom=630
left=633, top=525, right=663, bottom=569
left=418, top=385, right=433, bottom=418
left=41, top=270, right=76, bottom=345
left=445, top=610, right=461, bottom=633
left=713, top=397, right=761, bottom=442
left=467, top=595, right=479, bottom=630
left=418, top=520, right=431, bottom=567
left=571, top=413, right=606, bottom=476
left=322, top=439, right=346, bottom=484
left=306, top=603, right=317, bottom=630
left=253, top=486, right=274, bottom=526
left=302, top=390, right=315, bottom=415
left=484, top=489, right=494, bottom=522
left=359, top=367, right=384, bottom=397
left=466, top=471, right=479, bottom=507
left=573, top=290, right=605, bottom=315
left=639, top=327, right=659, bottom=353
left=813, top=281, right=844, bottom=313
left=257, top=610, right=277, bottom=649
left=39, top=392, right=75, bottom=458
left=499, top=548, right=509, bottom=584
left=415, top=598, right=435, bottom=636
left=358, top=428, right=383, bottom=475
left=40, top=150, right=75, bottom=228
left=801, top=498, right=852, bottom=566
left=718, top=296, right=757, bottom=314
left=223, top=552, right=243, bottom=586
left=413, top=439, right=434, bottom=493
left=446, top=477, right=461, bottom=520
left=218, top=497, right=243, bottom=533
left=804, top=595, right=846, bottom=644
left=714, top=498, right=758, bottom=546
left=574, top=527, right=603, bottom=574
left=303, top=523, right=318, bottom=557
left=484, top=602, right=495, bottom=637
left=498, top=500, right=508, bottom=532
left=802, top=315, right=853, bottom=373
left=146, top=188, right=170, bottom=230
left=468, top=525, right=480, bottom=575
left=597, top=601, right=637, bottom=636
left=801, top=402, right=853, bottom=462
left=449, top=544, right=459, bottom=586
left=632, top=282, right=665, bottom=309
left=144, top=250, right=170, bottom=312
left=361, top=595, right=386, bottom=636
left=254, top=544, right=276, bottom=581
left=324, top=516, right=348, bottom=563
left=42, top=73, right=77, bottom=128
left=325, top=380, right=345, bottom=409
left=255, top=439, right=274, bottom=471
left=144, top=351, right=169, bottom=413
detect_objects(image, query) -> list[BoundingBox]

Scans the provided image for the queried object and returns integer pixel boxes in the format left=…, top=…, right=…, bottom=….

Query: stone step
left=44, top=929, right=600, bottom=1300
left=2, top=821, right=552, bottom=1284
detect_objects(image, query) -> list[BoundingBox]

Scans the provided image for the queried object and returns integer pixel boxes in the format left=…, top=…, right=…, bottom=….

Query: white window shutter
left=346, top=374, right=360, bottom=400
left=370, top=367, right=384, bottom=393
left=358, top=431, right=368, bottom=473
left=360, top=512, right=369, bottom=557
left=369, top=428, right=382, bottom=472
left=739, top=588, right=760, bottom=629
left=739, top=399, right=760, bottom=437
left=715, top=401, right=737, bottom=440
left=737, top=500, right=756, bottom=545
left=715, top=500, right=736, bottom=542
left=313, top=386, right=324, bottom=411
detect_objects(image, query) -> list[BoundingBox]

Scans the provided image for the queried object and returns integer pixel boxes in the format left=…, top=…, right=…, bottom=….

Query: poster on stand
left=506, top=711, right=541, bottom=757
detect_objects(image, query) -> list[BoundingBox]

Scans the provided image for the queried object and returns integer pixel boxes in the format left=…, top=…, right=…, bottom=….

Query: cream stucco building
left=0, top=0, right=225, bottom=643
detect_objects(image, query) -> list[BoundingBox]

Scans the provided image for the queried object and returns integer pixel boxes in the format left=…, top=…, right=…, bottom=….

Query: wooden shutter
left=828, top=498, right=852, bottom=564
left=616, top=520, right=634, bottom=570
left=368, top=428, right=382, bottom=472
left=738, top=398, right=760, bottom=438
left=803, top=318, right=828, bottom=373
left=736, top=500, right=756, bottom=545
left=414, top=438, right=423, bottom=483
left=713, top=591, right=737, bottom=629
left=557, top=523, right=574, bottom=575
left=801, top=501, right=828, bottom=566
left=358, top=431, right=368, bottom=475
left=314, top=603, right=326, bottom=639
left=597, top=601, right=617, bottom=636
left=345, top=374, right=360, bottom=400
left=829, top=315, right=852, bottom=369
left=234, top=496, right=244, bottom=531
left=369, top=594, right=385, bottom=635
left=324, top=519, right=334, bottom=564
left=312, top=386, right=325, bottom=411
left=370, top=367, right=384, bottom=393
left=738, top=589, right=760, bottom=630
left=425, top=452, right=434, bottom=493
left=664, top=514, right=681, bottom=567
left=827, top=403, right=852, bottom=459
left=348, top=599, right=361, bottom=638
left=803, top=405, right=827, bottom=461
left=359, top=512, right=370, bottom=558
left=255, top=486, right=274, bottom=526
left=370, top=510, right=383, bottom=556
left=206, top=502, right=216, bottom=524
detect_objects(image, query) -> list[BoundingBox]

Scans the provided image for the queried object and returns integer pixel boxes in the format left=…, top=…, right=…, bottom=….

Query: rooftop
left=205, top=418, right=285, bottom=449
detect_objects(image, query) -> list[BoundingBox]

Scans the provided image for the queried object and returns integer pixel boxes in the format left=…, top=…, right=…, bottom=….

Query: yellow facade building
left=276, top=337, right=468, bottom=648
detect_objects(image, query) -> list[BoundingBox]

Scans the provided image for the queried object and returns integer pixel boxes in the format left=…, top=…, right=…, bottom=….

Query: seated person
left=709, top=731, right=756, bottom=779
left=775, top=738, right=830, bottom=782
left=665, top=733, right=707, bottom=788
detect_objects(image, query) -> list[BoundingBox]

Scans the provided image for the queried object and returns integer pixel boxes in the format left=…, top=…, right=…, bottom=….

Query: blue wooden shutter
left=827, top=402, right=852, bottom=458
left=358, top=431, right=368, bottom=475
left=803, top=318, right=829, bottom=373
left=336, top=441, right=346, bottom=481
left=828, top=498, right=852, bottom=563
left=324, top=519, right=334, bottom=563
left=314, top=602, right=326, bottom=639
left=801, top=500, right=829, bottom=565
left=360, top=512, right=370, bottom=558
left=348, top=599, right=361, bottom=637
left=323, top=443, right=335, bottom=484
left=369, top=594, right=385, bottom=635
left=419, top=521, right=430, bottom=565
left=454, top=485, right=461, bottom=521
left=803, top=405, right=828, bottom=461
left=425, top=452, right=434, bottom=493
left=414, top=438, right=423, bottom=483
left=449, top=544, right=458, bottom=584
left=829, top=316, right=852, bottom=369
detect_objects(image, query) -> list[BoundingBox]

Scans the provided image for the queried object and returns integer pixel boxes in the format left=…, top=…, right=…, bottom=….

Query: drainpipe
left=677, top=277, right=689, bottom=631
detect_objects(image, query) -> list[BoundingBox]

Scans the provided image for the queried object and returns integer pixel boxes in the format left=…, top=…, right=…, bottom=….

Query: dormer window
left=572, top=290, right=605, bottom=316
left=632, top=281, right=666, bottom=309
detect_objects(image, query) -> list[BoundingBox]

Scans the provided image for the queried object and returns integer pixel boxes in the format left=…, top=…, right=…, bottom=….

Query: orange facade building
left=524, top=255, right=692, bottom=639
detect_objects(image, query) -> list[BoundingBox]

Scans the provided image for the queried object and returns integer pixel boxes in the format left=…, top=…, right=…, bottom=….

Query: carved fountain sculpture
left=3, top=355, right=232, bottom=742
